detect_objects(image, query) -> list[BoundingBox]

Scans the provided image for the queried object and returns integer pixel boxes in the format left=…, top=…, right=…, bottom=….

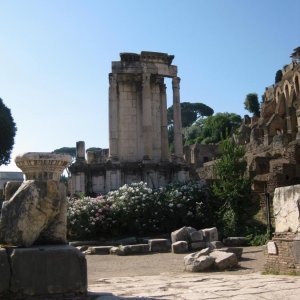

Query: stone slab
left=121, top=244, right=149, bottom=255
left=273, top=185, right=300, bottom=233
left=89, top=246, right=113, bottom=255
left=148, top=239, right=171, bottom=252
left=172, top=241, right=188, bottom=253
left=9, top=245, right=87, bottom=297
left=0, top=248, right=10, bottom=293
left=267, top=241, right=278, bottom=255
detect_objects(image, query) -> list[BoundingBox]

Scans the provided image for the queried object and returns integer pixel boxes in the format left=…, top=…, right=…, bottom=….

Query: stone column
left=172, top=77, right=183, bottom=160
left=76, top=141, right=85, bottom=162
left=160, top=82, right=169, bottom=161
left=109, top=73, right=119, bottom=160
left=142, top=73, right=152, bottom=160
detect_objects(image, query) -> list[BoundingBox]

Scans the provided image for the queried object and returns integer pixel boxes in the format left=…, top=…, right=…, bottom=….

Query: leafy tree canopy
left=275, top=69, right=283, bottom=84
left=184, top=113, right=242, bottom=145
left=212, top=138, right=251, bottom=236
left=168, top=102, right=214, bottom=128
left=0, top=98, right=17, bottom=165
left=53, top=147, right=76, bottom=158
left=244, top=93, right=260, bottom=117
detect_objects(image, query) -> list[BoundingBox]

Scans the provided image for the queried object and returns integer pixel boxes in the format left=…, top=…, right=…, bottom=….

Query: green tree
left=167, top=102, right=214, bottom=128
left=190, top=113, right=242, bottom=144
left=244, top=93, right=260, bottom=117
left=53, top=147, right=76, bottom=159
left=212, top=138, right=251, bottom=236
left=275, top=69, right=283, bottom=84
left=0, top=98, right=17, bottom=165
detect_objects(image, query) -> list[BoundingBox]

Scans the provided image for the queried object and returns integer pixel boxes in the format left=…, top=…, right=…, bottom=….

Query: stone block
left=148, top=239, right=171, bottom=252
left=0, top=248, right=10, bottom=294
left=210, top=250, right=238, bottom=270
left=223, top=236, right=248, bottom=247
left=184, top=255, right=215, bottom=272
left=202, top=227, right=218, bottom=242
left=89, top=246, right=113, bottom=255
left=110, top=246, right=125, bottom=256
left=171, top=226, right=197, bottom=243
left=9, top=245, right=87, bottom=297
left=267, top=241, right=278, bottom=255
left=273, top=185, right=300, bottom=233
left=189, top=230, right=203, bottom=242
left=0, top=180, right=67, bottom=247
left=171, top=227, right=189, bottom=243
left=172, top=241, right=188, bottom=253
left=208, top=241, right=224, bottom=250
left=120, top=244, right=149, bottom=255
left=4, top=181, right=22, bottom=201
left=190, top=241, right=207, bottom=250
left=217, top=247, right=243, bottom=260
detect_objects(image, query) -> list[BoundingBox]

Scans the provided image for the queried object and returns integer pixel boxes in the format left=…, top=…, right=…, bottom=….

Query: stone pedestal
left=0, top=245, right=87, bottom=298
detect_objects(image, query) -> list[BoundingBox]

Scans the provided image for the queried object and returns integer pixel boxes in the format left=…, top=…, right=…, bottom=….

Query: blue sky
left=0, top=0, right=299, bottom=171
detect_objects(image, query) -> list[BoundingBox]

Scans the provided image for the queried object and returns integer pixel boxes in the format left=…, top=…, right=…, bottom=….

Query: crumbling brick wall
left=265, top=232, right=300, bottom=274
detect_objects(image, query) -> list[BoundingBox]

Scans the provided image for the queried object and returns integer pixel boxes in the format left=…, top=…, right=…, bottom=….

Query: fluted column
left=172, top=77, right=183, bottom=160
left=142, top=73, right=152, bottom=160
left=108, top=73, right=119, bottom=160
left=160, top=82, right=169, bottom=161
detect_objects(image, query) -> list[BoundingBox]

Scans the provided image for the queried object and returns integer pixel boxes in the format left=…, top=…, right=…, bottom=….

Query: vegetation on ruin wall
left=67, top=181, right=218, bottom=239
left=211, top=138, right=267, bottom=242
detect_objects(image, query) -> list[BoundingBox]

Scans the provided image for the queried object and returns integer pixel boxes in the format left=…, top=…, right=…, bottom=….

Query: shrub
left=67, top=181, right=216, bottom=239
left=67, top=195, right=112, bottom=239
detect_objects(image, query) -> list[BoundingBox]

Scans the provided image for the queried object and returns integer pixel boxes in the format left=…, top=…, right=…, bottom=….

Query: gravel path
left=87, top=246, right=265, bottom=284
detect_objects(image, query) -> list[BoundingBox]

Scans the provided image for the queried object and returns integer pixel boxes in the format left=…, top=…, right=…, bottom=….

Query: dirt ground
left=87, top=246, right=265, bottom=285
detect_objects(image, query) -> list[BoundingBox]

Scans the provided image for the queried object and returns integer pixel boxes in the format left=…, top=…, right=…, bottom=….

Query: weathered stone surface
left=190, top=241, right=207, bottom=250
left=76, top=245, right=89, bottom=252
left=148, top=239, right=170, bottom=252
left=120, top=244, right=149, bottom=255
left=171, top=226, right=199, bottom=244
left=217, top=247, right=243, bottom=260
left=4, top=181, right=22, bottom=201
left=9, top=245, right=87, bottom=296
left=198, top=247, right=211, bottom=256
left=223, top=236, right=248, bottom=247
left=267, top=241, right=278, bottom=255
left=89, top=246, right=113, bottom=255
left=0, top=180, right=66, bottom=247
left=202, top=227, right=218, bottom=242
left=110, top=246, right=125, bottom=256
left=208, top=241, right=224, bottom=249
left=210, top=250, right=238, bottom=270
left=184, top=255, right=215, bottom=272
left=0, top=248, right=10, bottom=293
left=172, top=241, right=188, bottom=253
left=171, top=227, right=189, bottom=243
left=189, top=230, right=203, bottom=242
left=273, top=185, right=300, bottom=233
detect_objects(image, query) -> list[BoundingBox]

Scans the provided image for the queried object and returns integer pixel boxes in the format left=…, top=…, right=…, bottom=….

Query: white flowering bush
left=67, top=195, right=112, bottom=239
left=67, top=181, right=216, bottom=239
left=106, top=182, right=163, bottom=235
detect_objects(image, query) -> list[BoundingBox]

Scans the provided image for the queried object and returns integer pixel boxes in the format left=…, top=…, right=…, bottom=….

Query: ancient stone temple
left=69, top=51, right=189, bottom=195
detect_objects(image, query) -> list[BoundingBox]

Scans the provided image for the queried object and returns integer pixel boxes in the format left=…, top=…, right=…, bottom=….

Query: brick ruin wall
left=265, top=232, right=300, bottom=274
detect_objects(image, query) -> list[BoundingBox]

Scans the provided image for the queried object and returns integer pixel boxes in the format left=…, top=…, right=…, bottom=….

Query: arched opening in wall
left=285, top=84, right=290, bottom=101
